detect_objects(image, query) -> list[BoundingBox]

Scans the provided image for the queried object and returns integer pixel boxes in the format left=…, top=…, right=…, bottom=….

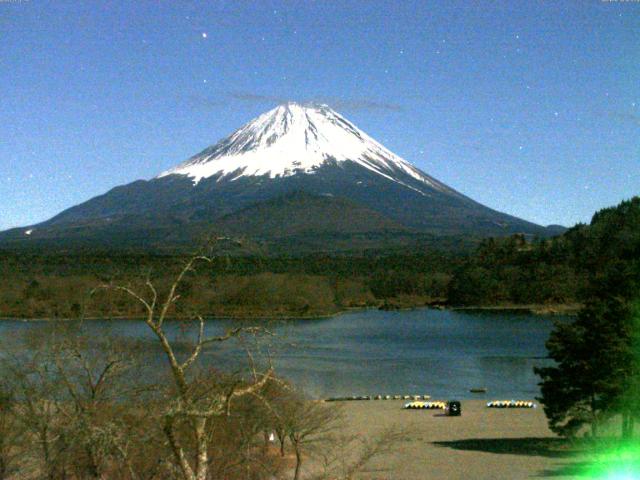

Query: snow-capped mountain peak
left=158, top=102, right=450, bottom=194
left=1, top=102, right=553, bottom=248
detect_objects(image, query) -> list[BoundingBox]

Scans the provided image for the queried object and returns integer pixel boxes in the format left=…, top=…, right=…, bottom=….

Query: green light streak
left=576, top=302, right=640, bottom=478
left=578, top=443, right=640, bottom=479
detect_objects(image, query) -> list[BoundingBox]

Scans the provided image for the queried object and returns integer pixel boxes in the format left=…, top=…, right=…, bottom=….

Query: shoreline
left=449, top=303, right=581, bottom=316
left=0, top=302, right=580, bottom=322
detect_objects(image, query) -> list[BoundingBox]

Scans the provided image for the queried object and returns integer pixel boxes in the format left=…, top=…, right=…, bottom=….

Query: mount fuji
left=159, top=103, right=455, bottom=195
left=0, top=103, right=559, bottom=252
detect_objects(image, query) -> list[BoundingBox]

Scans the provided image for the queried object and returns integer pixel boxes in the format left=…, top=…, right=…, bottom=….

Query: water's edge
left=0, top=302, right=579, bottom=323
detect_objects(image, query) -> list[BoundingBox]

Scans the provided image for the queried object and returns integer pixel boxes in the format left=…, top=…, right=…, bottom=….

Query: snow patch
left=158, top=103, right=453, bottom=196
left=25, top=229, right=33, bottom=236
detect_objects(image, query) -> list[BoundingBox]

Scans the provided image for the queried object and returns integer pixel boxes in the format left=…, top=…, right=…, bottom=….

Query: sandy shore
left=335, top=400, right=580, bottom=479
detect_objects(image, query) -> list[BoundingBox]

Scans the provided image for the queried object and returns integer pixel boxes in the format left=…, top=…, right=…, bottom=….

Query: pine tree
left=535, top=298, right=628, bottom=437
left=536, top=198, right=640, bottom=439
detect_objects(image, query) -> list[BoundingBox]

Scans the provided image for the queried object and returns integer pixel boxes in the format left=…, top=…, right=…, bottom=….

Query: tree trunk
left=277, top=429, right=286, bottom=457
left=195, top=417, right=209, bottom=480
left=41, top=424, right=57, bottom=480
left=163, top=416, right=196, bottom=480
left=293, top=447, right=302, bottom=480
left=591, top=395, right=598, bottom=438
left=590, top=397, right=598, bottom=439
left=622, top=411, right=635, bottom=439
left=0, top=455, right=7, bottom=480
left=85, top=444, right=101, bottom=479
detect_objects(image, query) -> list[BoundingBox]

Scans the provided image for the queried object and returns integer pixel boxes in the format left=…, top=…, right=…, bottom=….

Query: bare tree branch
left=157, top=256, right=212, bottom=328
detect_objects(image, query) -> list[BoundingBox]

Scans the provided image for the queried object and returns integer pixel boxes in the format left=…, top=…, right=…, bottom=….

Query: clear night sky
left=1, top=0, right=638, bottom=231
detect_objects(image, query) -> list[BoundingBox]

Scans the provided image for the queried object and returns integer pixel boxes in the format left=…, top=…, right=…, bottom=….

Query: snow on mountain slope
left=0, top=100, right=560, bottom=252
left=158, top=102, right=453, bottom=195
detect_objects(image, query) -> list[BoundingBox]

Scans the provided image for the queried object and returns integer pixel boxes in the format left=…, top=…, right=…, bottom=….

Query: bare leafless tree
left=312, top=426, right=407, bottom=480
left=0, top=247, right=405, bottom=480
left=92, top=252, right=277, bottom=480
left=50, top=329, right=149, bottom=479
left=0, top=383, right=24, bottom=480
left=2, top=323, right=161, bottom=480
left=259, top=386, right=404, bottom=480
left=2, top=341, right=67, bottom=480
left=285, top=398, right=341, bottom=480
left=249, top=382, right=342, bottom=480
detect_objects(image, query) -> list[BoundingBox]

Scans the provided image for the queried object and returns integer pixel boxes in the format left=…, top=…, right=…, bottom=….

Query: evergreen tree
left=536, top=197, right=640, bottom=439
left=618, top=300, right=640, bottom=439
left=535, top=297, right=628, bottom=437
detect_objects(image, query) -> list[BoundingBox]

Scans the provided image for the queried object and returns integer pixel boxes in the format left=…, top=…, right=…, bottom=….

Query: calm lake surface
left=0, top=309, right=560, bottom=400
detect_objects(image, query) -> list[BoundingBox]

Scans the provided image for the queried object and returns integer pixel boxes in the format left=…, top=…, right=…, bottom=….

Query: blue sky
left=1, top=0, right=638, bottom=230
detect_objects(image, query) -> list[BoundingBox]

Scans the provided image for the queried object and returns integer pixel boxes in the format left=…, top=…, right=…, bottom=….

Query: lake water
left=0, top=308, right=560, bottom=400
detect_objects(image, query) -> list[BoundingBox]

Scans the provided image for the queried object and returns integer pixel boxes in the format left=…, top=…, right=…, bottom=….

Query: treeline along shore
left=1, top=197, right=638, bottom=320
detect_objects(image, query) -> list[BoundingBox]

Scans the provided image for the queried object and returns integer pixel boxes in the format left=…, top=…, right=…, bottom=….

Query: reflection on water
left=0, top=309, right=560, bottom=399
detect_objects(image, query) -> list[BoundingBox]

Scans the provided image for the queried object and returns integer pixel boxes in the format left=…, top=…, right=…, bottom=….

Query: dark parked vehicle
left=445, top=401, right=461, bottom=416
